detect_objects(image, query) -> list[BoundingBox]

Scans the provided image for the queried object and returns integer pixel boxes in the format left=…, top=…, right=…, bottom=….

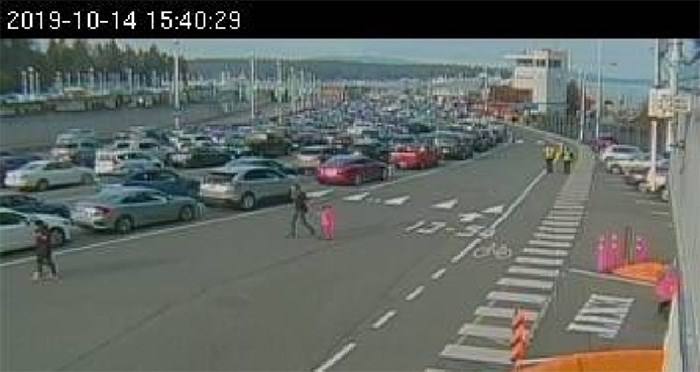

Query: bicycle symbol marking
left=473, top=242, right=512, bottom=260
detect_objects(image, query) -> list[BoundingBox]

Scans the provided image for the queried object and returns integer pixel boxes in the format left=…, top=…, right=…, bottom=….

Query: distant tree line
left=189, top=58, right=512, bottom=82
left=0, top=39, right=187, bottom=94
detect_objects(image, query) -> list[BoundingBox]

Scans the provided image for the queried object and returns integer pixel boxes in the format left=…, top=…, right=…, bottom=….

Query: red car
left=316, top=155, right=389, bottom=186
left=389, top=143, right=440, bottom=170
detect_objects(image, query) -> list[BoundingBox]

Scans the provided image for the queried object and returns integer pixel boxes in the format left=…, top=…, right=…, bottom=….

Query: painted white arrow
left=307, top=189, right=334, bottom=198
left=343, top=192, right=370, bottom=201
left=458, top=212, right=483, bottom=223
left=433, top=198, right=459, bottom=210
left=384, top=195, right=410, bottom=206
left=482, top=205, right=504, bottom=215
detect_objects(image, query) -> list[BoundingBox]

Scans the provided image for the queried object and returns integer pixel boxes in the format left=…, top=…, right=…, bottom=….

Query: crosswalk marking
left=579, top=307, right=630, bottom=316
left=515, top=256, right=564, bottom=267
left=533, top=232, right=576, bottom=241
left=508, top=266, right=560, bottom=278
left=458, top=212, right=483, bottom=223
left=440, top=344, right=512, bottom=365
left=486, top=291, right=549, bottom=305
left=548, top=210, right=584, bottom=216
left=522, top=248, right=570, bottom=257
left=542, top=220, right=580, bottom=227
left=482, top=205, right=505, bottom=215
left=474, top=306, right=539, bottom=321
left=497, top=277, right=555, bottom=290
left=566, top=323, right=617, bottom=338
left=416, top=221, right=447, bottom=235
left=538, top=226, right=578, bottom=234
left=433, top=198, right=459, bottom=209
left=307, top=189, right=334, bottom=198
left=590, top=294, right=635, bottom=305
left=566, top=293, right=634, bottom=339
left=384, top=195, right=410, bottom=206
left=528, top=240, right=573, bottom=248
left=343, top=192, right=370, bottom=201
left=458, top=323, right=512, bottom=340
left=553, top=204, right=585, bottom=210
left=546, top=214, right=582, bottom=222
left=574, top=314, right=625, bottom=325
left=405, top=220, right=426, bottom=232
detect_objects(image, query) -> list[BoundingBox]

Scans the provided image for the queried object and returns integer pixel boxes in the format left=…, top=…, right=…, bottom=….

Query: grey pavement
left=0, top=128, right=674, bottom=371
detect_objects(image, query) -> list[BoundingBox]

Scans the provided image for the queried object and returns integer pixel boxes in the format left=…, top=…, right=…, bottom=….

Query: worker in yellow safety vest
left=562, top=146, right=574, bottom=174
left=544, top=144, right=556, bottom=173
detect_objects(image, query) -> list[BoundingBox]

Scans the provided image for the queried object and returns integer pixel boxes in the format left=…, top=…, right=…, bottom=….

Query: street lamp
left=173, top=39, right=181, bottom=130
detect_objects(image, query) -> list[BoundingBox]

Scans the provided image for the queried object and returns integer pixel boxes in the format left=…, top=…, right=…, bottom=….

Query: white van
left=95, top=150, right=163, bottom=175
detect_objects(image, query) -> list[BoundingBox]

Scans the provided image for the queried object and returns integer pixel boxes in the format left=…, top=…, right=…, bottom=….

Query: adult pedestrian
left=544, top=143, right=556, bottom=174
left=288, top=183, right=316, bottom=238
left=562, top=146, right=574, bottom=174
left=33, top=220, right=58, bottom=281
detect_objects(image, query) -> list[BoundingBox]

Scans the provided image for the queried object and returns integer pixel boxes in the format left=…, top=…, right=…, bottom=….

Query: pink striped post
left=634, top=235, right=650, bottom=263
left=596, top=235, right=608, bottom=272
left=609, top=233, right=621, bottom=270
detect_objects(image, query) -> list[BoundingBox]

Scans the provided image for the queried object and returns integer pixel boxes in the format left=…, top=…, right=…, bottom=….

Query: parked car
left=0, top=193, right=71, bottom=219
left=225, top=157, right=299, bottom=176
left=599, top=145, right=643, bottom=163
left=591, top=135, right=619, bottom=153
left=51, top=138, right=98, bottom=166
left=624, top=167, right=652, bottom=187
left=295, top=145, right=348, bottom=174
left=95, top=150, right=163, bottom=175
left=638, top=165, right=669, bottom=193
left=390, top=142, right=440, bottom=170
left=0, top=207, right=72, bottom=252
left=4, top=160, right=96, bottom=191
left=1, top=153, right=42, bottom=188
left=434, top=132, right=474, bottom=160
left=117, top=169, right=201, bottom=198
left=71, top=186, right=200, bottom=233
left=317, top=154, right=389, bottom=186
left=348, top=139, right=392, bottom=163
left=169, top=146, right=231, bottom=168
left=199, top=166, right=295, bottom=210
left=610, top=152, right=669, bottom=175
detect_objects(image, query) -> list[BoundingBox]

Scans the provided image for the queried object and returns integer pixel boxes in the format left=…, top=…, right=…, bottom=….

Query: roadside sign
left=648, top=88, right=674, bottom=119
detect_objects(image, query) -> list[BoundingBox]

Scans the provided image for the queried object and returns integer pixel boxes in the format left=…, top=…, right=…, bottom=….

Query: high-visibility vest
left=545, top=146, right=555, bottom=159
left=563, top=150, right=573, bottom=161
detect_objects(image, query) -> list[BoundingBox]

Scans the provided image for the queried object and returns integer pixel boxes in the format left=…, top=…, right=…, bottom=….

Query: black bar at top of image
left=1, top=0, right=699, bottom=38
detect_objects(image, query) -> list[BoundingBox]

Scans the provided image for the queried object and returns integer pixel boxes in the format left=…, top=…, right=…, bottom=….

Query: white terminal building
left=505, top=49, right=569, bottom=115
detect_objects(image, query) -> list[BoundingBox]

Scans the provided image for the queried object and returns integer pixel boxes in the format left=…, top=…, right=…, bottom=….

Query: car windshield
left=19, top=162, right=44, bottom=170
left=204, top=172, right=237, bottom=184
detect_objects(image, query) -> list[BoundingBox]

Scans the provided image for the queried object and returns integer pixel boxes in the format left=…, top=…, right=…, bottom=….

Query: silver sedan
left=71, top=186, right=202, bottom=234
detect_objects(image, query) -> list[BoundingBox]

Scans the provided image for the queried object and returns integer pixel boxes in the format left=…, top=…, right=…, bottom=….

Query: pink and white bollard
left=596, top=235, right=608, bottom=273
left=634, top=236, right=650, bottom=263
left=609, top=233, right=622, bottom=271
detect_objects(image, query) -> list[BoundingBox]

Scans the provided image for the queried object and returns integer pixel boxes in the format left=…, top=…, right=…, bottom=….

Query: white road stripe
left=440, top=344, right=512, bottom=365
left=546, top=214, right=582, bottom=222
left=482, top=205, right=505, bottom=215
left=497, top=277, right=554, bottom=290
left=457, top=323, right=512, bottom=340
left=548, top=210, right=585, bottom=216
left=308, top=189, right=334, bottom=198
left=474, top=306, right=538, bottom=321
left=590, top=294, right=635, bottom=305
left=405, top=220, right=426, bottom=232
left=343, top=192, right=370, bottom=201
left=528, top=240, right=573, bottom=248
left=574, top=314, right=625, bottom=325
left=384, top=195, right=411, bottom=206
left=533, top=232, right=576, bottom=241
left=538, top=226, right=578, bottom=234
left=508, top=266, right=560, bottom=278
left=522, top=248, right=570, bottom=257
left=431, top=268, right=447, bottom=280
left=371, top=310, right=397, bottom=329
left=405, top=286, right=425, bottom=301
left=486, top=291, right=549, bottom=305
left=451, top=238, right=482, bottom=263
left=541, top=220, right=580, bottom=227
left=515, top=256, right=564, bottom=267
left=580, top=307, right=631, bottom=316
left=566, top=323, right=617, bottom=338
left=314, top=342, right=357, bottom=372
left=433, top=198, right=459, bottom=209
left=553, top=204, right=585, bottom=210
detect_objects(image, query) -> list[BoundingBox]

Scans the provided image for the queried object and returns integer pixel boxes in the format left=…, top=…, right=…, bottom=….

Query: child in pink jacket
left=320, top=204, right=336, bottom=240
left=656, top=269, right=679, bottom=316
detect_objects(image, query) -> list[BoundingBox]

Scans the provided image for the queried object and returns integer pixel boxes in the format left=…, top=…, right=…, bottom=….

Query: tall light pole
left=173, top=39, right=181, bottom=130
left=667, top=38, right=682, bottom=153
left=649, top=39, right=661, bottom=192
left=276, top=59, right=282, bottom=125
left=595, top=39, right=603, bottom=140
left=250, top=55, right=255, bottom=122
left=579, top=68, right=586, bottom=141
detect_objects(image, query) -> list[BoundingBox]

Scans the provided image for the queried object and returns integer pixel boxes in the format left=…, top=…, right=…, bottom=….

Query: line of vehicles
left=597, top=141, right=671, bottom=202
left=1, top=95, right=510, bottom=253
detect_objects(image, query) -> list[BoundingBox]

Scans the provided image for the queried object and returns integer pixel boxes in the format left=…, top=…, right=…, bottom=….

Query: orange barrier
left=612, top=262, right=667, bottom=283
left=520, top=349, right=663, bottom=372
left=511, top=308, right=529, bottom=370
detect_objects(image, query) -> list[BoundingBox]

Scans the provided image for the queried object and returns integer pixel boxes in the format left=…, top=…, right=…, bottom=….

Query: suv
left=434, top=132, right=473, bottom=160
left=199, top=166, right=295, bottom=210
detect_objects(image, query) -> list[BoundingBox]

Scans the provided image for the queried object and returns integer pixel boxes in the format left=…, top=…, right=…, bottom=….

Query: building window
left=517, top=59, right=533, bottom=67
left=536, top=59, right=546, bottom=67
left=550, top=60, right=562, bottom=68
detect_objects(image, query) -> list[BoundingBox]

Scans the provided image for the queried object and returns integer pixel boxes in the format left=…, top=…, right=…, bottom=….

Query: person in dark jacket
left=33, top=220, right=58, bottom=281
left=288, top=183, right=316, bottom=238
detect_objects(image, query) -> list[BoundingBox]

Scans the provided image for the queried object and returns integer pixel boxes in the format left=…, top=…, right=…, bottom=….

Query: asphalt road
left=0, top=128, right=671, bottom=371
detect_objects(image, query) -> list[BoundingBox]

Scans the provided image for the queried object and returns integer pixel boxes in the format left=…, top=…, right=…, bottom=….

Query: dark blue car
left=119, top=169, right=201, bottom=198
left=0, top=193, right=71, bottom=219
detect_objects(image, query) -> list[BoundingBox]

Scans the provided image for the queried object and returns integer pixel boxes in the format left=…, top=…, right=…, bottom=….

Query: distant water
left=583, top=78, right=651, bottom=104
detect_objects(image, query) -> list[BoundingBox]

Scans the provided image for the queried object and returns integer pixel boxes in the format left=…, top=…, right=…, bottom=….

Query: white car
left=0, top=207, right=72, bottom=253
left=95, top=150, right=163, bottom=175
left=4, top=160, right=95, bottom=191
left=599, top=145, right=643, bottom=163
